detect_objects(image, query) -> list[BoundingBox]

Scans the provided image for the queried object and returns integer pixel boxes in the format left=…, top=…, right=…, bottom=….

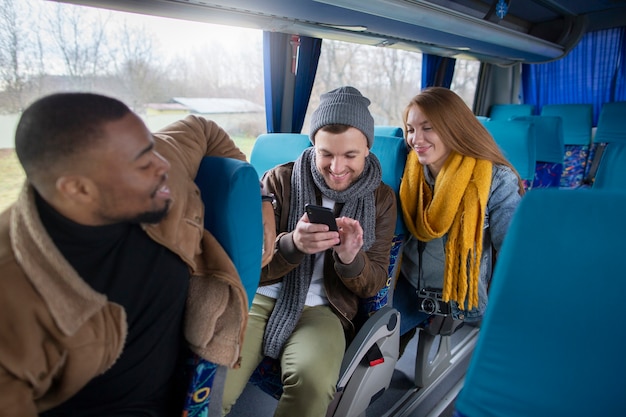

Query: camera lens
left=420, top=298, right=437, bottom=314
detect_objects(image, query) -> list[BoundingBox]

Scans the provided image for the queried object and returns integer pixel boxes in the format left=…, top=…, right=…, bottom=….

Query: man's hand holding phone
left=293, top=204, right=362, bottom=264
left=305, top=204, right=338, bottom=231
left=292, top=204, right=340, bottom=254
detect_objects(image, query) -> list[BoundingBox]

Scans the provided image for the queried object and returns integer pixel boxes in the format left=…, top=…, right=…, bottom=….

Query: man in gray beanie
left=222, top=86, right=397, bottom=417
left=309, top=86, right=375, bottom=148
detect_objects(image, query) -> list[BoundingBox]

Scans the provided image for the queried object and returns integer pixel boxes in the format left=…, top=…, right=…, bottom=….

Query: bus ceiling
left=56, top=0, right=626, bottom=66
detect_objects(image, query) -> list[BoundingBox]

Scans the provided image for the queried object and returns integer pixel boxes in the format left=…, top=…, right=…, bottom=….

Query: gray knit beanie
left=309, top=86, right=375, bottom=148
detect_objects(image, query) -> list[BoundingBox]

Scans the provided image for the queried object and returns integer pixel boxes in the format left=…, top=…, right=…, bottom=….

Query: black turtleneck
left=36, top=194, right=190, bottom=417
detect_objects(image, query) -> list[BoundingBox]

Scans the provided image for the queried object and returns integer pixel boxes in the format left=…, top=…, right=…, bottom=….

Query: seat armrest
left=337, top=306, right=400, bottom=388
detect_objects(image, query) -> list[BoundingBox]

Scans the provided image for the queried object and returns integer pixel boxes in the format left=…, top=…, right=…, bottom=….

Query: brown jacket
left=261, top=162, right=397, bottom=338
left=0, top=116, right=249, bottom=416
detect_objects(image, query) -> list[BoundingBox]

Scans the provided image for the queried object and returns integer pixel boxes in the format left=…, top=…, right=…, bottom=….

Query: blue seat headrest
left=250, top=133, right=311, bottom=179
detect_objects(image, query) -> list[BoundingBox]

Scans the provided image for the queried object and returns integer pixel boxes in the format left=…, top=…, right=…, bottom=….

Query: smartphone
left=305, top=204, right=338, bottom=231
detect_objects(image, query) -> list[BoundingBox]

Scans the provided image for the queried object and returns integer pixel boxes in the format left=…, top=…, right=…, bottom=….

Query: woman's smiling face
left=405, top=104, right=451, bottom=178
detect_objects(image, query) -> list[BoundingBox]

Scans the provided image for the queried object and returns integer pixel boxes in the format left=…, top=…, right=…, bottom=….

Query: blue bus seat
left=357, top=135, right=407, bottom=314
left=513, top=115, right=564, bottom=188
left=453, top=188, right=626, bottom=417
left=249, top=133, right=311, bottom=178
left=488, top=104, right=534, bottom=120
left=374, top=125, right=404, bottom=138
left=184, top=156, right=264, bottom=416
left=584, top=101, right=626, bottom=186
left=371, top=135, right=408, bottom=235
left=592, top=142, right=626, bottom=190
left=195, top=157, right=263, bottom=307
left=593, top=101, right=626, bottom=145
left=247, top=133, right=407, bottom=417
left=481, top=119, right=536, bottom=188
left=540, top=104, right=593, bottom=188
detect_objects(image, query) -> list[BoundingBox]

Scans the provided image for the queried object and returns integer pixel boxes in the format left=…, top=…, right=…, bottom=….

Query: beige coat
left=0, top=116, right=249, bottom=415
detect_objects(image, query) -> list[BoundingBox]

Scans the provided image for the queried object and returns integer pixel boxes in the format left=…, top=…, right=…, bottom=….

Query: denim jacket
left=400, top=164, right=521, bottom=322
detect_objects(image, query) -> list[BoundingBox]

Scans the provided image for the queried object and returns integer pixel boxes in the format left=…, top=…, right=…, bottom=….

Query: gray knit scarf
left=263, top=147, right=382, bottom=358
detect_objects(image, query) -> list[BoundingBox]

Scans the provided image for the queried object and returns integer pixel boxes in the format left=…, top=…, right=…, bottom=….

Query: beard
left=127, top=199, right=171, bottom=224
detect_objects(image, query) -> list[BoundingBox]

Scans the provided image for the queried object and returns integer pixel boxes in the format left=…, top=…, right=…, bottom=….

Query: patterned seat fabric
left=538, top=104, right=593, bottom=189
left=533, top=162, right=563, bottom=188
left=183, top=357, right=219, bottom=416
left=560, top=144, right=589, bottom=188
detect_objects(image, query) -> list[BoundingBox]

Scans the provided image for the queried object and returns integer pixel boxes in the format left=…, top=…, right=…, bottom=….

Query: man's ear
left=55, top=175, right=97, bottom=204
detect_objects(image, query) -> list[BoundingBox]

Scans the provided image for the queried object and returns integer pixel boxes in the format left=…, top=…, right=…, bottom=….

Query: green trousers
left=222, top=293, right=346, bottom=417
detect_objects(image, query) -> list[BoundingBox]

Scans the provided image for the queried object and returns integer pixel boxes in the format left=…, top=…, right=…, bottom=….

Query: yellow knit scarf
left=399, top=152, right=492, bottom=310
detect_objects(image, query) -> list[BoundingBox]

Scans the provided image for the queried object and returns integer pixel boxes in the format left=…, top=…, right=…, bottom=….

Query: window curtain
left=421, top=54, right=456, bottom=88
left=263, top=32, right=322, bottom=133
left=615, top=30, right=626, bottom=102
left=291, top=36, right=322, bottom=133
left=522, top=27, right=626, bottom=125
left=263, top=32, right=288, bottom=133
left=473, top=63, right=522, bottom=116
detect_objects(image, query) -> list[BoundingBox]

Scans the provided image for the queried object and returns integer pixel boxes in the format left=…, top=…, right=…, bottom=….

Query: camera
left=417, top=288, right=452, bottom=316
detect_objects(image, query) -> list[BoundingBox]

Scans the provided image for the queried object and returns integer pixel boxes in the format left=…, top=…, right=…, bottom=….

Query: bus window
left=307, top=39, right=422, bottom=131
left=304, top=39, right=480, bottom=133
left=450, top=58, right=481, bottom=108
left=0, top=0, right=264, bottom=211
